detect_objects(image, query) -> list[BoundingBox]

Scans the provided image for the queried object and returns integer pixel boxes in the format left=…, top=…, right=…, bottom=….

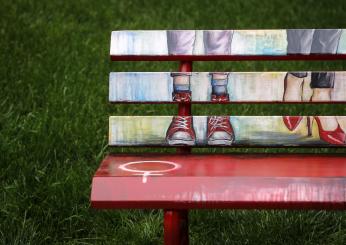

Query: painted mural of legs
left=284, top=29, right=345, bottom=144
left=166, top=73, right=195, bottom=145
left=166, top=31, right=196, bottom=145
left=207, top=73, right=234, bottom=145
left=284, top=29, right=315, bottom=104
left=310, top=72, right=345, bottom=145
left=308, top=30, right=342, bottom=132
left=203, top=31, right=234, bottom=145
left=166, top=31, right=236, bottom=146
left=283, top=29, right=314, bottom=131
left=203, top=31, right=233, bottom=102
left=167, top=31, right=196, bottom=102
left=205, top=31, right=234, bottom=145
left=282, top=73, right=306, bottom=131
left=309, top=30, right=345, bottom=145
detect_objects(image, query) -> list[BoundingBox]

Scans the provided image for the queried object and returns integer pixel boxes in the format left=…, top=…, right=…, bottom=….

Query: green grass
left=1, top=0, right=346, bottom=244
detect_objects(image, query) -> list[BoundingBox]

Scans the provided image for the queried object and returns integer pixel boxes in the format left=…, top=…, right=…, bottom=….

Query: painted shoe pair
left=167, top=92, right=234, bottom=146
left=166, top=116, right=234, bottom=146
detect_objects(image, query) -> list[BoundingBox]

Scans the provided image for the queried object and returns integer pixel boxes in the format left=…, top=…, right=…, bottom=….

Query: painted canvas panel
left=110, top=30, right=346, bottom=57
left=109, top=116, right=346, bottom=146
left=109, top=72, right=346, bottom=102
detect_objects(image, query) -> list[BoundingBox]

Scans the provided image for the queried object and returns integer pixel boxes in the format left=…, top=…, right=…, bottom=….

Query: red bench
left=91, top=30, right=346, bottom=244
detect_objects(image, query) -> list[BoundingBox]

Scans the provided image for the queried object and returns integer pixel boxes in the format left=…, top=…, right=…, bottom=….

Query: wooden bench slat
left=110, top=30, right=346, bottom=60
left=91, top=154, right=346, bottom=209
left=109, top=116, right=346, bottom=147
left=109, top=72, right=346, bottom=103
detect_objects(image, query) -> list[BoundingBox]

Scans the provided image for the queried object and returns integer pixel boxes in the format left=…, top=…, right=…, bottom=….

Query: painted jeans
left=168, top=31, right=233, bottom=81
left=167, top=30, right=233, bottom=55
left=287, top=29, right=342, bottom=88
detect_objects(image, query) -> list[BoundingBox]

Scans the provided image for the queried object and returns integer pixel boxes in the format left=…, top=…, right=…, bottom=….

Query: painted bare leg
left=282, top=73, right=305, bottom=131
left=283, top=73, right=304, bottom=102
left=283, top=29, right=313, bottom=131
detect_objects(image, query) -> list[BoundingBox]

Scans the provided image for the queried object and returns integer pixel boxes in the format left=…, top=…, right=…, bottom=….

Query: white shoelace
left=209, top=116, right=228, bottom=132
left=173, top=117, right=190, bottom=129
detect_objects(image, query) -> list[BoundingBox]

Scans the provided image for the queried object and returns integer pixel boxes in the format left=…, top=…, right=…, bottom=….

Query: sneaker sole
left=207, top=139, right=234, bottom=146
left=167, top=139, right=195, bottom=146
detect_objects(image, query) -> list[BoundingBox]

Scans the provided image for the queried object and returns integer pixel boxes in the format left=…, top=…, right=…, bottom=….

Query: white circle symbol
left=118, top=160, right=180, bottom=183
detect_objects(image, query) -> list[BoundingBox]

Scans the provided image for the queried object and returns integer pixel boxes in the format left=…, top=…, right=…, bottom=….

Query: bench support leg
left=164, top=210, right=189, bottom=245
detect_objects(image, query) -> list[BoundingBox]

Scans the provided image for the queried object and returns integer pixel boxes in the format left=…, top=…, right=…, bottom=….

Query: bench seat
left=91, top=154, right=346, bottom=210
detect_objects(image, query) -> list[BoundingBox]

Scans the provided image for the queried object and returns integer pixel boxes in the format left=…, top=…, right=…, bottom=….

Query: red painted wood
left=94, top=154, right=346, bottom=177
left=91, top=176, right=346, bottom=209
left=164, top=210, right=189, bottom=245
left=91, top=154, right=346, bottom=210
left=110, top=54, right=346, bottom=62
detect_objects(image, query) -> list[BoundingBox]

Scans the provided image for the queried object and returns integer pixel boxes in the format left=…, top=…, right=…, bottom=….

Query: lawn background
left=1, top=0, right=346, bottom=244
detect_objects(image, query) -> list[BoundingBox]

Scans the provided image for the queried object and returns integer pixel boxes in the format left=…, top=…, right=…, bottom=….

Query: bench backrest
left=109, top=29, right=346, bottom=148
left=111, top=30, right=346, bottom=60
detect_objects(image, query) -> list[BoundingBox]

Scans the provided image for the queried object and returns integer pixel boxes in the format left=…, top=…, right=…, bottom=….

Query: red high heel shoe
left=283, top=116, right=303, bottom=131
left=310, top=117, right=346, bottom=145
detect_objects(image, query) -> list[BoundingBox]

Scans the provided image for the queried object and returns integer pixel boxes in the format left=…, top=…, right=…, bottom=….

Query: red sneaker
left=211, top=94, right=229, bottom=102
left=207, top=116, right=234, bottom=145
left=166, top=116, right=196, bottom=146
left=172, top=91, right=191, bottom=102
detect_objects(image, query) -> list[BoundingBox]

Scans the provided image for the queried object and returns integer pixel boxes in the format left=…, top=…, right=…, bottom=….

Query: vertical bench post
left=164, top=210, right=189, bottom=245
left=163, top=60, right=192, bottom=245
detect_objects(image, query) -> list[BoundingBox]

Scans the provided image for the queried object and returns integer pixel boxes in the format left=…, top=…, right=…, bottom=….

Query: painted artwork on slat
left=110, top=30, right=346, bottom=57
left=109, top=116, right=346, bottom=146
left=109, top=72, right=346, bottom=103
